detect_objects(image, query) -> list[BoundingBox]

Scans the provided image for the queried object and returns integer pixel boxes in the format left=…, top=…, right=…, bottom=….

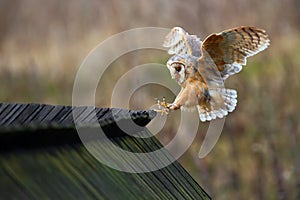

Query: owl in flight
left=156, top=26, right=270, bottom=122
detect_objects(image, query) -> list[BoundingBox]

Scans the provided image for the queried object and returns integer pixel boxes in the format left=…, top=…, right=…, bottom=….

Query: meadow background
left=1, top=0, right=300, bottom=199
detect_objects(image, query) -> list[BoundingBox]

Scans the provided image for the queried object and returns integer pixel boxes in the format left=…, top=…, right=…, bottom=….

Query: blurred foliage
left=1, top=0, right=300, bottom=199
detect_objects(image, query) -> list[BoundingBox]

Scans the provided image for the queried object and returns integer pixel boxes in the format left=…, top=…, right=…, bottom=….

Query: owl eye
left=174, top=66, right=182, bottom=72
left=174, top=63, right=185, bottom=72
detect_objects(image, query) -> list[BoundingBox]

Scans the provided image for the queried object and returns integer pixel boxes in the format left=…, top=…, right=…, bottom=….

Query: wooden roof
left=0, top=103, right=210, bottom=199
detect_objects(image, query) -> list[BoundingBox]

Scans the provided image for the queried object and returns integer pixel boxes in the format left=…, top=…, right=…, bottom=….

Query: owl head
left=166, top=54, right=198, bottom=84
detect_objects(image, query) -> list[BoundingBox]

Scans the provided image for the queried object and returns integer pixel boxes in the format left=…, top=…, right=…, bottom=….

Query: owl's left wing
left=163, top=27, right=202, bottom=57
left=199, top=26, right=270, bottom=80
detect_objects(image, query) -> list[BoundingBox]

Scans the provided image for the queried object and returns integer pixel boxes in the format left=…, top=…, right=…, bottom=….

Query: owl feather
left=163, top=26, right=270, bottom=122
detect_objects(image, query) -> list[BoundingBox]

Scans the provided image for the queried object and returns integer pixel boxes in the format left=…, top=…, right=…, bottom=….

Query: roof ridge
left=0, top=103, right=156, bottom=132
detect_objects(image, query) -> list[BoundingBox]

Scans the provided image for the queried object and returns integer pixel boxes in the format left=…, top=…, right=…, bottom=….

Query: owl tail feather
left=197, top=88, right=237, bottom=122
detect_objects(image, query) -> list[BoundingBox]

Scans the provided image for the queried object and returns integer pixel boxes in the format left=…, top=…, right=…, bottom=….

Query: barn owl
left=156, top=26, right=270, bottom=122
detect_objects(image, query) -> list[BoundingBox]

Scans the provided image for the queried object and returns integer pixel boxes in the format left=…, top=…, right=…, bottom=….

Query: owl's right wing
left=199, top=26, right=270, bottom=80
left=163, top=27, right=202, bottom=57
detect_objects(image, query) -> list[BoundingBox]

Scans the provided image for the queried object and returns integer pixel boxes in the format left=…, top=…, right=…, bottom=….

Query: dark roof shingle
left=0, top=103, right=210, bottom=199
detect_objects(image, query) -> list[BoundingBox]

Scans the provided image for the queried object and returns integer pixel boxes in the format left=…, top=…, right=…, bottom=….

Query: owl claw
left=153, top=97, right=170, bottom=115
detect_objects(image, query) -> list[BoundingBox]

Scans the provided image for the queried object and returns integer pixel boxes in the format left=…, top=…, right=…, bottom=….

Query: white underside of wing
left=168, top=40, right=189, bottom=55
left=163, top=27, right=202, bottom=56
left=197, top=88, right=238, bottom=122
left=223, top=63, right=243, bottom=79
left=163, top=27, right=188, bottom=55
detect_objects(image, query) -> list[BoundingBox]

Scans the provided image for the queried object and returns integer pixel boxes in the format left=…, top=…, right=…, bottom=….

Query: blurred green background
left=1, top=0, right=300, bottom=199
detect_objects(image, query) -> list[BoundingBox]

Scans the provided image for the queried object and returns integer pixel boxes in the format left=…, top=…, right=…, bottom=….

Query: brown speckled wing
left=200, top=26, right=270, bottom=79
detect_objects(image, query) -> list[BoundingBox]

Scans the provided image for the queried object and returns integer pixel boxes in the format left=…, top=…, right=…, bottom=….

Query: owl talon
left=153, top=97, right=170, bottom=115
left=154, top=109, right=169, bottom=115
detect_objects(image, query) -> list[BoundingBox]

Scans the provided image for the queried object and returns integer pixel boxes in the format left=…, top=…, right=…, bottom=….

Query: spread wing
left=199, top=26, right=270, bottom=81
left=163, top=27, right=202, bottom=57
